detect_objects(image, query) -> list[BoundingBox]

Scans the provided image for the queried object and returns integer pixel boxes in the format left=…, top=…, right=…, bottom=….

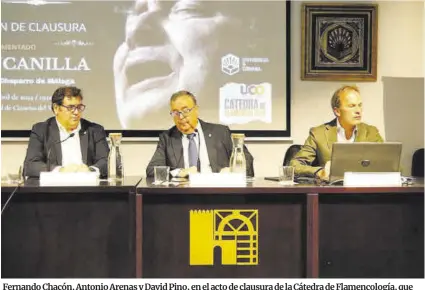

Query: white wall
left=1, top=1, right=424, bottom=177
left=383, top=77, right=424, bottom=175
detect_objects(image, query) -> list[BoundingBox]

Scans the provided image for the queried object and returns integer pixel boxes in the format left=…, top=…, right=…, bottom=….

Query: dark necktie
left=187, top=133, right=198, bottom=169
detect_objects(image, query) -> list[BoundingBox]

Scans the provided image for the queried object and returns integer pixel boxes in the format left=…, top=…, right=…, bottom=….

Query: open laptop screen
left=329, top=142, right=402, bottom=182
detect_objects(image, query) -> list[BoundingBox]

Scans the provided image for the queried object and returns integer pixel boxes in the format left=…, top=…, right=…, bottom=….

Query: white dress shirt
left=53, top=119, right=99, bottom=174
left=171, top=122, right=212, bottom=176
left=56, top=119, right=83, bottom=166
left=181, top=122, right=212, bottom=173
left=336, top=119, right=358, bottom=143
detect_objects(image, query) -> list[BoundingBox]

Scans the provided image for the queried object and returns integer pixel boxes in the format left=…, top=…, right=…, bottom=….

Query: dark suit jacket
left=146, top=119, right=255, bottom=177
left=23, top=117, right=109, bottom=178
left=290, top=118, right=384, bottom=177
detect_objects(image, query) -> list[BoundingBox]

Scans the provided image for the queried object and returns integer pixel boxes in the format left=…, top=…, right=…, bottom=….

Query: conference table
left=1, top=177, right=423, bottom=278
left=1, top=176, right=141, bottom=278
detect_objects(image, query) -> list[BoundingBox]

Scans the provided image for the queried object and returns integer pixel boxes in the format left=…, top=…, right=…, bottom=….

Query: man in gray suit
left=23, top=86, right=109, bottom=178
left=146, top=90, right=254, bottom=178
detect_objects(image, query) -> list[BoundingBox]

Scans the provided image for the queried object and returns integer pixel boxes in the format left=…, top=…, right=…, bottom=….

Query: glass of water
left=3, top=166, right=24, bottom=185
left=154, top=166, right=170, bottom=185
left=279, top=166, right=294, bottom=185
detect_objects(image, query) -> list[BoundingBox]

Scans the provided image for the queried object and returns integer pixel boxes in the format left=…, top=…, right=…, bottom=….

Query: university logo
left=189, top=209, right=258, bottom=266
left=221, top=54, right=240, bottom=76
left=240, top=84, right=267, bottom=95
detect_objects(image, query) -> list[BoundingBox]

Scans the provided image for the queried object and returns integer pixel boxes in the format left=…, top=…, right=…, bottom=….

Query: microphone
left=66, top=133, right=76, bottom=139
left=194, top=129, right=201, bottom=172
left=1, top=186, right=19, bottom=215
left=2, top=167, right=23, bottom=215
left=46, top=133, right=76, bottom=171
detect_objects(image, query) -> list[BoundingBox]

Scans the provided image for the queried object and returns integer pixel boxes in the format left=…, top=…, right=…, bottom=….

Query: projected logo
left=189, top=209, right=258, bottom=266
left=240, top=84, right=266, bottom=95
left=221, top=53, right=269, bottom=75
left=221, top=54, right=240, bottom=76
left=219, top=82, right=272, bottom=124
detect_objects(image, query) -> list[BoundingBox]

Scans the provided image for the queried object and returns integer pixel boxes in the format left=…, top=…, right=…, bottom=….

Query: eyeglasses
left=170, top=106, right=196, bottom=118
left=60, top=104, right=86, bottom=112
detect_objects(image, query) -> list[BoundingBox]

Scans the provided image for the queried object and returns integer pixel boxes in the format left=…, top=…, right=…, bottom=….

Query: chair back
left=411, top=148, right=424, bottom=177
left=283, top=145, right=302, bottom=166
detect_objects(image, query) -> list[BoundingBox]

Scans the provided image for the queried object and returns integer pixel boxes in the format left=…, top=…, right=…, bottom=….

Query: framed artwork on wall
left=301, top=3, right=378, bottom=81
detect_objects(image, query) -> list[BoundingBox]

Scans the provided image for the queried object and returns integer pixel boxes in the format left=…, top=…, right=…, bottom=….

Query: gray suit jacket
left=23, top=117, right=110, bottom=178
left=146, top=120, right=254, bottom=177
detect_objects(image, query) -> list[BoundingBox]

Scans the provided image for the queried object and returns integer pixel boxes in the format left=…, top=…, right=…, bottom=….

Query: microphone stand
left=46, top=132, right=75, bottom=171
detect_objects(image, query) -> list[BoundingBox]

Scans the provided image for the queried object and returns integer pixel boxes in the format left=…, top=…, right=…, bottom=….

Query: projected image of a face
left=113, top=0, right=243, bottom=129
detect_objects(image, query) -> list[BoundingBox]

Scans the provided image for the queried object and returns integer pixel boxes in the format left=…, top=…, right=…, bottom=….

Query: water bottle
left=108, top=133, right=124, bottom=181
left=229, top=133, right=247, bottom=176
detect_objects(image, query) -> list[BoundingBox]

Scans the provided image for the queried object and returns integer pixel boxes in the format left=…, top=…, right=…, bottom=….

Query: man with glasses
left=146, top=90, right=254, bottom=178
left=23, top=86, right=109, bottom=178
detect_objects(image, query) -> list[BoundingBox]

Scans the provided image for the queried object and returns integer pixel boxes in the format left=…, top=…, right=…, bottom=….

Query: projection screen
left=1, top=0, right=291, bottom=138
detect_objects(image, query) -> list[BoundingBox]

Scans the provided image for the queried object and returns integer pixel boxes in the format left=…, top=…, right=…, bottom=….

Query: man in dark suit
left=146, top=90, right=254, bottom=178
left=290, top=85, right=383, bottom=181
left=23, top=86, right=109, bottom=178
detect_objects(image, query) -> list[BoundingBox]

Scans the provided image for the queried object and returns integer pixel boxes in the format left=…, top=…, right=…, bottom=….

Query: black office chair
left=411, top=148, right=424, bottom=177
left=282, top=144, right=320, bottom=184
left=283, top=144, right=319, bottom=166
left=283, top=144, right=302, bottom=166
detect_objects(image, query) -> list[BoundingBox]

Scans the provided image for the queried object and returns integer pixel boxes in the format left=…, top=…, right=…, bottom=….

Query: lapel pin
left=209, top=134, right=212, bottom=137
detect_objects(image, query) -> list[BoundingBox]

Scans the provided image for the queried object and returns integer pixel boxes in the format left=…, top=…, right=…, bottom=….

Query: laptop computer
left=329, top=142, right=402, bottom=183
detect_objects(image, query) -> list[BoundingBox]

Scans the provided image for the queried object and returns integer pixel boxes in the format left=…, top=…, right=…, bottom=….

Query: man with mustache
left=146, top=90, right=255, bottom=178
left=290, top=85, right=384, bottom=181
